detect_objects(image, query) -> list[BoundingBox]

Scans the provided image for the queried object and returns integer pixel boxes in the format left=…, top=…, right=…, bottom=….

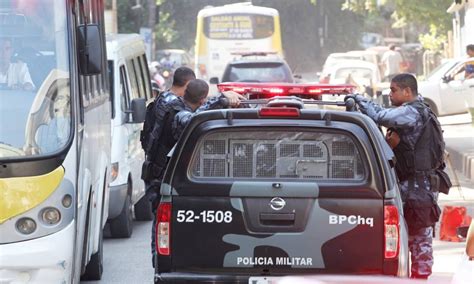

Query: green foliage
left=418, top=25, right=447, bottom=52
left=154, top=11, right=178, bottom=47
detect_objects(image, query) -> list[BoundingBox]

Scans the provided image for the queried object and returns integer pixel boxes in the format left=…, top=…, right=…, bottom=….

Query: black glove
left=344, top=94, right=358, bottom=111
left=218, top=96, right=230, bottom=108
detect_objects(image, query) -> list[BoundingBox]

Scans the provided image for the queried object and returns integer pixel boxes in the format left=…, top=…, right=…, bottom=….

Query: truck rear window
left=190, top=130, right=366, bottom=181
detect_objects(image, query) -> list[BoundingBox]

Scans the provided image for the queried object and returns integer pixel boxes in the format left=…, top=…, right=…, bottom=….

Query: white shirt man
left=0, top=61, right=35, bottom=89
left=0, top=38, right=35, bottom=90
left=381, top=45, right=403, bottom=79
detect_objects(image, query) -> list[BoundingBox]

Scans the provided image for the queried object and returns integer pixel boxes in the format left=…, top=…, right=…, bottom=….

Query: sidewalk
left=439, top=113, right=474, bottom=182
left=431, top=114, right=474, bottom=281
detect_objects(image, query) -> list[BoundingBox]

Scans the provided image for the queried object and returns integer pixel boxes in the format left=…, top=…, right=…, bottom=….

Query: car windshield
left=223, top=62, right=293, bottom=83
left=335, top=67, right=373, bottom=80
left=0, top=0, right=71, bottom=159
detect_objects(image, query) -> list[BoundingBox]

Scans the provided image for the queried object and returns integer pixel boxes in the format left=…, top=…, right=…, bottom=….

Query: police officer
left=148, top=79, right=244, bottom=267
left=346, top=73, right=443, bottom=279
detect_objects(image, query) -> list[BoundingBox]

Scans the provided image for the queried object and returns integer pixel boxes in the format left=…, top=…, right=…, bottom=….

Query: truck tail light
left=384, top=205, right=399, bottom=259
left=156, top=202, right=171, bottom=256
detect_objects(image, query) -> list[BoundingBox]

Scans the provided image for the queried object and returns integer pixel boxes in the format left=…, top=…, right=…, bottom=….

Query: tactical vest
left=393, top=101, right=445, bottom=181
left=142, top=98, right=187, bottom=181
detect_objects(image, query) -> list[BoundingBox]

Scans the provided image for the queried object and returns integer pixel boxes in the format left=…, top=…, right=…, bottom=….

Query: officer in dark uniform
left=346, top=73, right=443, bottom=279
left=147, top=79, right=244, bottom=267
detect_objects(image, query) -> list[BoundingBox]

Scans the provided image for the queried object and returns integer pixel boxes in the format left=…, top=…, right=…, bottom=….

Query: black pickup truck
left=154, top=83, right=409, bottom=283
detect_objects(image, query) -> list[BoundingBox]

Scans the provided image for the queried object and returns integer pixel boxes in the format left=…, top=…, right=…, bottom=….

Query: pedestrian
left=452, top=44, right=474, bottom=80
left=345, top=73, right=446, bottom=279
left=146, top=78, right=244, bottom=268
left=381, top=44, right=403, bottom=81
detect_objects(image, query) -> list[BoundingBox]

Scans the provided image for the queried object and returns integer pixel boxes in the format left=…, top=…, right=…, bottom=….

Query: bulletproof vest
left=393, top=101, right=445, bottom=181
left=146, top=99, right=187, bottom=180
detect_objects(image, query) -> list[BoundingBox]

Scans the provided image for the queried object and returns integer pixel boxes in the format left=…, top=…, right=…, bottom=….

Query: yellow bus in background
left=194, top=2, right=283, bottom=81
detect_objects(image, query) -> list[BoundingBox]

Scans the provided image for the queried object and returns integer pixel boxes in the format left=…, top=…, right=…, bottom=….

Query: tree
left=341, top=0, right=453, bottom=50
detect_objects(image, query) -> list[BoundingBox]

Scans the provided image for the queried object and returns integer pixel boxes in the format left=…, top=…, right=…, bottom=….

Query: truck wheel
left=109, top=192, right=133, bottom=238
left=135, top=192, right=154, bottom=221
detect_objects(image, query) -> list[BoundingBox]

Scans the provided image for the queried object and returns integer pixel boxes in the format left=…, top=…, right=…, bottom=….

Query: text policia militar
left=237, top=257, right=313, bottom=266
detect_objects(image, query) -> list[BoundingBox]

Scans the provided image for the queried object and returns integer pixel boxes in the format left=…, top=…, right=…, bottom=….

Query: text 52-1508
left=176, top=210, right=233, bottom=223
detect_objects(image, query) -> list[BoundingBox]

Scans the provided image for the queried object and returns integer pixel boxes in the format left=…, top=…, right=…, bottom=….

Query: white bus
left=194, top=2, right=283, bottom=81
left=0, top=0, right=112, bottom=282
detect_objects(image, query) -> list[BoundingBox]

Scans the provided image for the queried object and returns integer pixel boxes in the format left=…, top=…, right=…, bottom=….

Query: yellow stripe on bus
left=0, top=166, right=64, bottom=224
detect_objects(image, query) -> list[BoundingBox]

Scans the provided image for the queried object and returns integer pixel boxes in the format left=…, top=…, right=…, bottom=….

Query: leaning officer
left=345, top=73, right=444, bottom=279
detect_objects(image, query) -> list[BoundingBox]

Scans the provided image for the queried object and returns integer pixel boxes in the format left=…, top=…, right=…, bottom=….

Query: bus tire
left=82, top=225, right=104, bottom=280
left=135, top=192, right=153, bottom=221
left=109, top=192, right=133, bottom=238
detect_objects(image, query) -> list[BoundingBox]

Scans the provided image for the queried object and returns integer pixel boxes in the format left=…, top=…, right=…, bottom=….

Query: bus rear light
left=384, top=205, right=399, bottom=259
left=259, top=107, right=300, bottom=117
left=156, top=202, right=172, bottom=256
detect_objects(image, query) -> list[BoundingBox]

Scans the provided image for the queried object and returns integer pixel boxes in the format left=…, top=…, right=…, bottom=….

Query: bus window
left=203, top=14, right=274, bottom=40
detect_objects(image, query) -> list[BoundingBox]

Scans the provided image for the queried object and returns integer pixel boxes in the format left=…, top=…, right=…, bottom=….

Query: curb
left=446, top=145, right=474, bottom=182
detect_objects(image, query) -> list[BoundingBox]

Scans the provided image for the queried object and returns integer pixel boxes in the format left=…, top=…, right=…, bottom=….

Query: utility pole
left=105, top=0, right=118, bottom=34
left=147, top=0, right=158, bottom=60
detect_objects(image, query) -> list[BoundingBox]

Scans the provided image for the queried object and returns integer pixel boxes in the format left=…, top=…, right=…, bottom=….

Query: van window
left=190, top=129, right=366, bottom=181
left=132, top=57, right=145, bottom=98
left=108, top=60, right=115, bottom=118
left=119, top=66, right=130, bottom=112
left=139, top=55, right=151, bottom=100
left=125, top=59, right=139, bottom=100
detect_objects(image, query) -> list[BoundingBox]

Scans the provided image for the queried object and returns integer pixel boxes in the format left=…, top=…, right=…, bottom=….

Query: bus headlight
left=41, top=207, right=61, bottom=225
left=16, top=218, right=37, bottom=234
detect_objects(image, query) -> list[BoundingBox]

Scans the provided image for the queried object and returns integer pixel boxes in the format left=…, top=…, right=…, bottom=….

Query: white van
left=106, top=33, right=153, bottom=238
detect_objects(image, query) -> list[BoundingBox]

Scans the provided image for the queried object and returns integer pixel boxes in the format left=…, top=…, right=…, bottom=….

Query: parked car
left=154, top=83, right=409, bottom=283
left=418, top=57, right=473, bottom=116
left=323, top=60, right=388, bottom=102
left=106, top=33, right=154, bottom=238
left=319, top=53, right=367, bottom=83
left=210, top=52, right=294, bottom=84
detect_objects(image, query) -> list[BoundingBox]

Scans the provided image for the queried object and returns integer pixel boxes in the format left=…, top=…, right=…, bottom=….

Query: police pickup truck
left=154, top=82, right=409, bottom=283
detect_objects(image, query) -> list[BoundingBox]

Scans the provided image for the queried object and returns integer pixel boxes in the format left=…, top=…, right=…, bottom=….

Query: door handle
left=260, top=213, right=295, bottom=226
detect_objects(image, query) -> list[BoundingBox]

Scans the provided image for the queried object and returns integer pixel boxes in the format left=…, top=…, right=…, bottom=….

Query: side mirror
left=442, top=75, right=451, bottom=83
left=77, top=24, right=103, bottom=75
left=457, top=226, right=469, bottom=239
left=127, top=98, right=146, bottom=123
left=209, top=77, right=219, bottom=84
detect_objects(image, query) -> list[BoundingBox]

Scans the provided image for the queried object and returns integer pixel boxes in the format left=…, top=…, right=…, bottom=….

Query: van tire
left=109, top=193, right=133, bottom=238
left=135, top=193, right=154, bottom=221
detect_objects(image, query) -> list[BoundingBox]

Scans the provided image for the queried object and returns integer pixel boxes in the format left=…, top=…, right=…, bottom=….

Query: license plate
left=248, top=276, right=279, bottom=284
